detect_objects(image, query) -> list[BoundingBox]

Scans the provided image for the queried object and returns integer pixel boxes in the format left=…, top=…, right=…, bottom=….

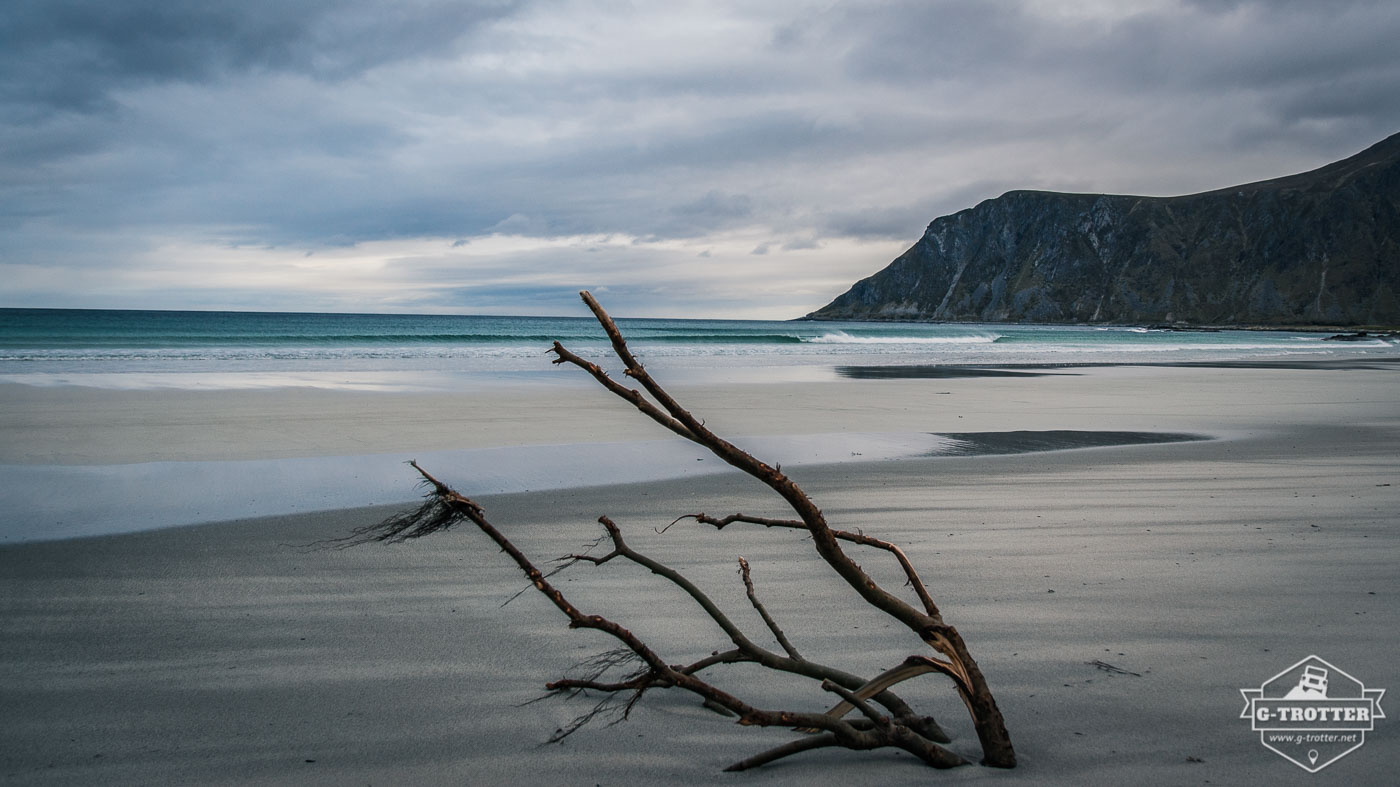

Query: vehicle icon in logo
left=1283, top=665, right=1329, bottom=700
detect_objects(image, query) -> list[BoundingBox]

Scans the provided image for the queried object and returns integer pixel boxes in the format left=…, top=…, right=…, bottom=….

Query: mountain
left=806, top=133, right=1400, bottom=326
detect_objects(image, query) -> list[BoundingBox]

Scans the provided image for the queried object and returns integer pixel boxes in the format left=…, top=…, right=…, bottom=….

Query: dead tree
left=350, top=291, right=1015, bottom=771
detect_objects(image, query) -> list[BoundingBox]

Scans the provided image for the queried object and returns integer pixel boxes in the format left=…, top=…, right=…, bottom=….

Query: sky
left=2, top=0, right=1398, bottom=319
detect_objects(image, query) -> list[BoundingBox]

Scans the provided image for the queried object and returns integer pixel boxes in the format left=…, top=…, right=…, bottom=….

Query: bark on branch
left=680, top=512, right=941, bottom=618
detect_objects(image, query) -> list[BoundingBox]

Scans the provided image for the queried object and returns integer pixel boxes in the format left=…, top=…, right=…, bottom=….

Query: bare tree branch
left=353, top=290, right=1015, bottom=771
left=685, top=513, right=941, bottom=618
left=548, top=342, right=695, bottom=441
left=560, top=517, right=949, bottom=737
left=738, top=557, right=801, bottom=660
left=568, top=293, right=949, bottom=646
left=390, top=466, right=925, bottom=730
left=724, top=734, right=844, bottom=772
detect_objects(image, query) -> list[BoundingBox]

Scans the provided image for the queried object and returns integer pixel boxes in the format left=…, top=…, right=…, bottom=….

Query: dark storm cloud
left=829, top=0, right=1400, bottom=148
left=0, top=0, right=521, bottom=114
left=832, top=0, right=1400, bottom=90
left=832, top=0, right=1034, bottom=83
left=0, top=0, right=528, bottom=246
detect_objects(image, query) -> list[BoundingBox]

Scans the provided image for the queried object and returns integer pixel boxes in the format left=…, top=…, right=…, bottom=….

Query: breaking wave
left=804, top=331, right=1001, bottom=345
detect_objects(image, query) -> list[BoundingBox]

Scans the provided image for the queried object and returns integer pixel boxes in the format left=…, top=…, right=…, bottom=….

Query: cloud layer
left=3, top=0, right=1398, bottom=317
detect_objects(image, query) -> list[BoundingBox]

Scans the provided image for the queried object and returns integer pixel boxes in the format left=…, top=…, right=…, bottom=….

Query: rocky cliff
left=807, top=132, right=1400, bottom=326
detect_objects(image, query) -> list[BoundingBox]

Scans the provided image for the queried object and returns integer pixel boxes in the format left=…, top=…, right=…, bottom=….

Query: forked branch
left=553, top=291, right=1013, bottom=768
left=379, top=462, right=967, bottom=768
left=738, top=557, right=801, bottom=660
left=681, top=512, right=941, bottom=618
left=356, top=290, right=1014, bottom=772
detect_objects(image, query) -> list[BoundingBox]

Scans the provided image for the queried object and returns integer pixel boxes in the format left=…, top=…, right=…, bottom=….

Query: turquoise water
left=3, top=308, right=1396, bottom=541
left=1, top=307, right=1393, bottom=389
left=0, top=308, right=996, bottom=355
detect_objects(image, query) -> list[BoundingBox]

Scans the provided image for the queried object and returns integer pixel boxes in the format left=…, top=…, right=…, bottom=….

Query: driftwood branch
left=383, top=462, right=966, bottom=767
left=559, top=515, right=949, bottom=739
left=355, top=290, right=1014, bottom=772
left=684, top=513, right=941, bottom=618
left=724, top=733, right=843, bottom=772
left=738, top=557, right=802, bottom=660
left=822, top=678, right=890, bottom=728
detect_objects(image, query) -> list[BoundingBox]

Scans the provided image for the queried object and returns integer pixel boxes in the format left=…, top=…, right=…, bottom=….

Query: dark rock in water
left=808, top=132, right=1400, bottom=327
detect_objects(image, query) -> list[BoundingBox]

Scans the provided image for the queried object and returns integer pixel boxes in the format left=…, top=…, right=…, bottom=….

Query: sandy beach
left=8, top=2, right=1400, bottom=783
left=2, top=362, right=1398, bottom=784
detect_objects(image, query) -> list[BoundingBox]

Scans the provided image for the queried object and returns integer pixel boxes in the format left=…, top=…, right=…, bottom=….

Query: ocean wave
left=804, top=331, right=1001, bottom=345
left=644, top=334, right=806, bottom=344
left=2, top=336, right=1384, bottom=365
left=0, top=332, right=582, bottom=347
left=0, top=331, right=817, bottom=348
left=981, top=341, right=1382, bottom=353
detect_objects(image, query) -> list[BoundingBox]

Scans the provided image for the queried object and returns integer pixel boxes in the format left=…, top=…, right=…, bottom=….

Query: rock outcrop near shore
left=808, top=132, right=1400, bottom=326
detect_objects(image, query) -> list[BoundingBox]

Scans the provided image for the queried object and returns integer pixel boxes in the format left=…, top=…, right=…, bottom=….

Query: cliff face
left=808, top=133, right=1400, bottom=326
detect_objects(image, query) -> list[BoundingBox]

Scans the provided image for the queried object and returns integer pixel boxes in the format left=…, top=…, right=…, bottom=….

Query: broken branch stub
left=358, top=290, right=1014, bottom=772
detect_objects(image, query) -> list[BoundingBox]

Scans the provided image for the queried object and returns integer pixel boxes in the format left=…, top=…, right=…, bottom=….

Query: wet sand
left=1, top=361, right=1398, bottom=784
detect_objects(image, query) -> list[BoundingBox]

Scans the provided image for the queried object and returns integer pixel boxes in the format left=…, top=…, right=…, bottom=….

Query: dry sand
left=2, top=363, right=1398, bottom=784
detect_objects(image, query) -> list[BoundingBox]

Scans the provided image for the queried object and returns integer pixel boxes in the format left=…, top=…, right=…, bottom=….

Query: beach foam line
left=804, top=330, right=1000, bottom=344
left=0, top=432, right=956, bottom=544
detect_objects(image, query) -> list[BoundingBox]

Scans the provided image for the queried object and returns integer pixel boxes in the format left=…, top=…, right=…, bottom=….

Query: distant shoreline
left=796, top=314, right=1400, bottom=332
left=834, top=355, right=1400, bottom=378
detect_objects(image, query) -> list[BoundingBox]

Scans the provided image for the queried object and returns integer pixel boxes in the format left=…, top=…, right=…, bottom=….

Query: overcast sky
left=3, top=0, right=1398, bottom=318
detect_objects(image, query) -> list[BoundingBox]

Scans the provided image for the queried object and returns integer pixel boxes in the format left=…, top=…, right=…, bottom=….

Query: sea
left=2, top=307, right=1395, bottom=391
left=4, top=307, right=1398, bottom=543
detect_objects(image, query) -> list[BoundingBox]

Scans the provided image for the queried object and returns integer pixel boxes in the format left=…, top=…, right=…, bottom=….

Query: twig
left=738, top=557, right=802, bottom=659
left=565, top=518, right=949, bottom=731
left=822, top=679, right=890, bottom=728
left=724, top=734, right=843, bottom=772
left=1087, top=659, right=1142, bottom=677
left=685, top=513, right=942, bottom=618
